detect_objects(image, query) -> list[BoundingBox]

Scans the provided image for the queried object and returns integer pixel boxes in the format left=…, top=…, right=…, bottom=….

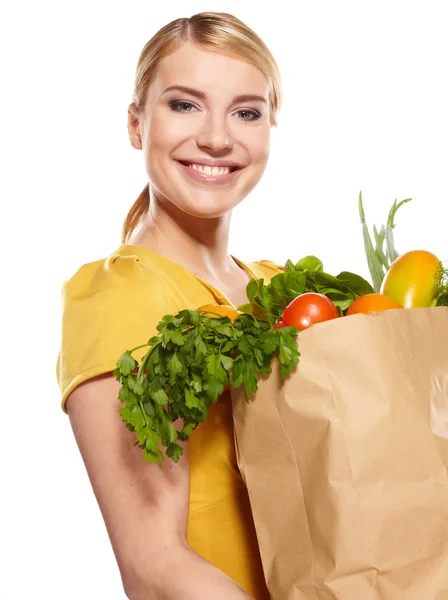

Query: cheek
left=245, top=125, right=270, bottom=165
left=146, top=111, right=187, bottom=153
left=143, top=112, right=185, bottom=183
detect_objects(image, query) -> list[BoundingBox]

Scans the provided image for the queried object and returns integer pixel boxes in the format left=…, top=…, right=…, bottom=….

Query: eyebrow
left=161, top=85, right=268, bottom=105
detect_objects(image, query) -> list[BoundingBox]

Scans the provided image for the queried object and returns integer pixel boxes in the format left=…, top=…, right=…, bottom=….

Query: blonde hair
left=122, top=11, right=283, bottom=244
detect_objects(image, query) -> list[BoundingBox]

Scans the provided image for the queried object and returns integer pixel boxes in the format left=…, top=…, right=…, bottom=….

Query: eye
left=235, top=109, right=261, bottom=121
left=169, top=101, right=196, bottom=113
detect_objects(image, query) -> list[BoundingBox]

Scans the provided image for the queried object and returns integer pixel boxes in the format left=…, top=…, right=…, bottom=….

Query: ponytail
left=121, top=183, right=150, bottom=244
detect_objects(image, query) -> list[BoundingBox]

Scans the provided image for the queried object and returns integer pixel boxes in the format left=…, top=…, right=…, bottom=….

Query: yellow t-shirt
left=57, top=243, right=283, bottom=598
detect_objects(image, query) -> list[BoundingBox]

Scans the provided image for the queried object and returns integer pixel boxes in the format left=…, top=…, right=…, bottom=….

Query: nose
left=196, top=113, right=233, bottom=152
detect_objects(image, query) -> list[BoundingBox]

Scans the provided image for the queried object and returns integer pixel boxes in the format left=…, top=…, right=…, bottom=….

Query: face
left=128, top=42, right=272, bottom=219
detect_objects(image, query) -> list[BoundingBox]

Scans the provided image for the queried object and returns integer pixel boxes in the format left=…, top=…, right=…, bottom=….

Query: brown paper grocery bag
left=232, top=307, right=448, bottom=600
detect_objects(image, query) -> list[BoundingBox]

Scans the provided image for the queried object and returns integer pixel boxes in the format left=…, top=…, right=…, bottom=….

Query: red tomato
left=223, top=383, right=230, bottom=392
left=282, top=293, right=339, bottom=331
left=273, top=321, right=287, bottom=329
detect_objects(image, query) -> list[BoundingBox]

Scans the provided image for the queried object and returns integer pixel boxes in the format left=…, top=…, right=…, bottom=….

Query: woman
left=57, top=11, right=283, bottom=599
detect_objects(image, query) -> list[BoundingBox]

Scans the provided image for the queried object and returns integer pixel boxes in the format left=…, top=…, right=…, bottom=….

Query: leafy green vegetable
left=239, top=255, right=374, bottom=324
left=114, top=310, right=299, bottom=466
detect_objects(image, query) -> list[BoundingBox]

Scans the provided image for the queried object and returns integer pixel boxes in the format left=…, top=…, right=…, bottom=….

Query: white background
left=1, top=1, right=447, bottom=598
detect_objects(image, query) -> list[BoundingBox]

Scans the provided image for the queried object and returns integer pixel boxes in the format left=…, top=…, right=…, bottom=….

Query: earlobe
left=130, top=136, right=142, bottom=150
left=127, top=106, right=142, bottom=149
left=128, top=131, right=142, bottom=150
left=132, top=131, right=142, bottom=150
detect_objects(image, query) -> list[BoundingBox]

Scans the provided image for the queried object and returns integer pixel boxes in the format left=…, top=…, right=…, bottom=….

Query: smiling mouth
left=177, top=160, right=241, bottom=176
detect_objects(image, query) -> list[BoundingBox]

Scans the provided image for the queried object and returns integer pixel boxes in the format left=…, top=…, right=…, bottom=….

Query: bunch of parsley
left=114, top=309, right=299, bottom=466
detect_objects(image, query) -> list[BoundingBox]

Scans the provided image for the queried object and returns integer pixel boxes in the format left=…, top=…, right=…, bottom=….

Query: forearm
left=124, top=544, right=255, bottom=600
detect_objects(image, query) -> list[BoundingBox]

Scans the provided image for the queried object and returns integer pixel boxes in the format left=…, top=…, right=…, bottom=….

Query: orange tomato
left=196, top=303, right=241, bottom=322
left=346, top=293, right=403, bottom=315
left=381, top=250, right=441, bottom=308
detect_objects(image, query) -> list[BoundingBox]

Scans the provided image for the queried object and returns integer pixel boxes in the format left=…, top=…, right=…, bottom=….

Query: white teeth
left=189, top=163, right=232, bottom=176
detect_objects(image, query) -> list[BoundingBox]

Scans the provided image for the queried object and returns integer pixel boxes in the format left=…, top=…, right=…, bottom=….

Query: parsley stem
left=129, top=343, right=150, bottom=354
left=137, top=340, right=162, bottom=382
left=138, top=400, right=150, bottom=428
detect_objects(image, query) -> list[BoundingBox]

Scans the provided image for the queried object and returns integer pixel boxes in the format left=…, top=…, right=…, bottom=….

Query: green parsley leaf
left=116, top=351, right=137, bottom=376
left=168, top=352, right=184, bottom=382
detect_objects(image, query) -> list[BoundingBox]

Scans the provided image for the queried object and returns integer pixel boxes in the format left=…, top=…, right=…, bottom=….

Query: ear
left=128, top=104, right=142, bottom=150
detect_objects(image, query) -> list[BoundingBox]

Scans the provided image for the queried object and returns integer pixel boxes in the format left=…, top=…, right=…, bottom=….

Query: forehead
left=150, top=42, right=269, bottom=100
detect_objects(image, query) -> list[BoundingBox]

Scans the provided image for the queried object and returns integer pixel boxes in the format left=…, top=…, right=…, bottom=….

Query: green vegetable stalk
left=358, top=191, right=412, bottom=292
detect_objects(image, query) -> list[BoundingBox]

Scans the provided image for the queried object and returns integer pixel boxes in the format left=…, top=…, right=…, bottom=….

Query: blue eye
left=169, top=101, right=195, bottom=113
left=169, top=101, right=261, bottom=121
left=236, top=109, right=261, bottom=121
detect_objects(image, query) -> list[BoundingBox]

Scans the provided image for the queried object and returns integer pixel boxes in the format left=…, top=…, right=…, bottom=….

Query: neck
left=128, top=189, right=238, bottom=280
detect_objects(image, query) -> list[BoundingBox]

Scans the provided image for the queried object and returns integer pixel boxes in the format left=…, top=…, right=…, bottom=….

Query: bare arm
left=66, top=374, right=254, bottom=600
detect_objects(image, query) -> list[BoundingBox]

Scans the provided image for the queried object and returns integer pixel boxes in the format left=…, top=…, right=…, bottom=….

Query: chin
left=167, top=183, right=246, bottom=218
left=174, top=197, right=237, bottom=219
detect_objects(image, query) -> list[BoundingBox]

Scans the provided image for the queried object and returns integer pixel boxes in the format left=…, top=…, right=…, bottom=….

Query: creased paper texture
left=232, top=307, right=448, bottom=600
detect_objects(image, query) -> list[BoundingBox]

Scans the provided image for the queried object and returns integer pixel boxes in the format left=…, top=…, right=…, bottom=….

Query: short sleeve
left=252, top=259, right=285, bottom=277
left=56, top=252, right=179, bottom=413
